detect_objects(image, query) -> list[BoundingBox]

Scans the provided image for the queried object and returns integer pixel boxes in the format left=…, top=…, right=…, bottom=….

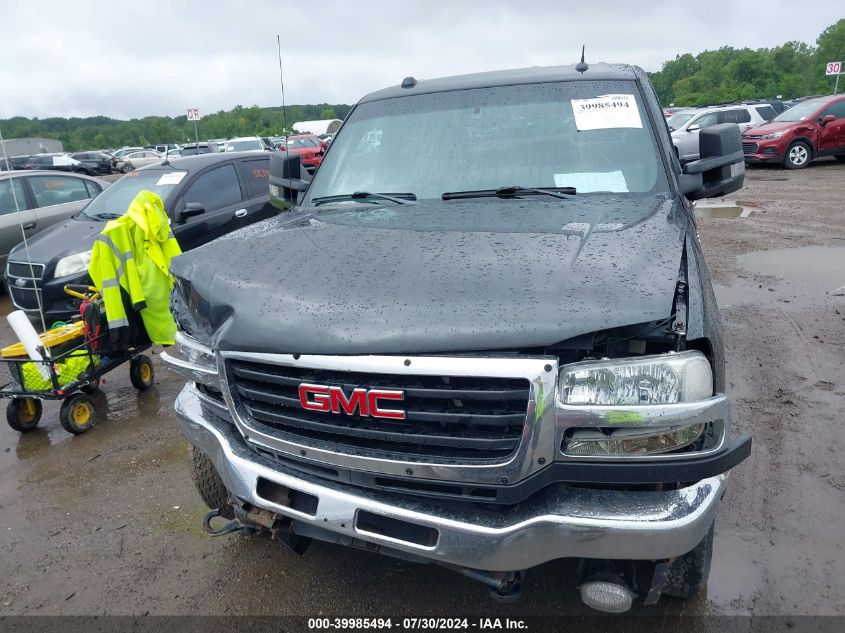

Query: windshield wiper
left=311, top=191, right=417, bottom=206
left=441, top=186, right=576, bottom=201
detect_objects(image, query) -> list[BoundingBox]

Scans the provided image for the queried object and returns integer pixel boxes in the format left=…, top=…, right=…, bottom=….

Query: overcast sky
left=0, top=0, right=836, bottom=120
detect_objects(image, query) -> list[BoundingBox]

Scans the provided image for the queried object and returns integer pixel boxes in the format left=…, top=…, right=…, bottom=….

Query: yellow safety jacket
left=88, top=191, right=182, bottom=345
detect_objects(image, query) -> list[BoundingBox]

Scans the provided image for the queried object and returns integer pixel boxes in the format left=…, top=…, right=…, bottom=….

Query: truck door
left=817, top=100, right=845, bottom=154
left=172, top=163, right=246, bottom=251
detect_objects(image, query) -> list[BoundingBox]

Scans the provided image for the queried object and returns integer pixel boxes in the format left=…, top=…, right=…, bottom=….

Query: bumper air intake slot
left=256, top=477, right=318, bottom=516
left=355, top=510, right=439, bottom=547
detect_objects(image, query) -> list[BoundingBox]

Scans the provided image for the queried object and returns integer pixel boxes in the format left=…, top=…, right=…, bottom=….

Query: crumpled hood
left=170, top=197, right=689, bottom=354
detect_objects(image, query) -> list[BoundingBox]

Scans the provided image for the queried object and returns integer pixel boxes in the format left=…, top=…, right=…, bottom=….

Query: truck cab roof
left=360, top=63, right=645, bottom=103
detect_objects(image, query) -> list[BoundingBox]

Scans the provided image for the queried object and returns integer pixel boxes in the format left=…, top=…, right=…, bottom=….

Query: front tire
left=59, top=394, right=96, bottom=435
left=190, top=446, right=234, bottom=519
left=129, top=355, right=154, bottom=391
left=783, top=141, right=811, bottom=169
left=661, top=523, right=715, bottom=598
left=7, top=397, right=42, bottom=433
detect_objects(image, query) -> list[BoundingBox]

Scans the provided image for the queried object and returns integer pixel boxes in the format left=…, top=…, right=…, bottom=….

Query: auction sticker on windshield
left=156, top=172, right=187, bottom=186
left=571, top=94, right=642, bottom=131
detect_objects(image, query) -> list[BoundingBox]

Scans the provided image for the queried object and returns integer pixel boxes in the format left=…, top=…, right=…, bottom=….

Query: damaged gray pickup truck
left=163, top=63, right=751, bottom=612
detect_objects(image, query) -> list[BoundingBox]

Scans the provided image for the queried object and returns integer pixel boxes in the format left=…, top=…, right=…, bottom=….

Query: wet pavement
left=0, top=162, right=843, bottom=623
left=693, top=199, right=754, bottom=219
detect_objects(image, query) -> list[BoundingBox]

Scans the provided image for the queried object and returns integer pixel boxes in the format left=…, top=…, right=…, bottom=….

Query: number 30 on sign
left=826, top=62, right=842, bottom=76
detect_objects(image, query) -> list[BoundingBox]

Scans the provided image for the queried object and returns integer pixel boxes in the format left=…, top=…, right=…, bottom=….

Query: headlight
left=559, top=351, right=712, bottom=406
left=160, top=331, right=218, bottom=385
left=54, top=250, right=92, bottom=278
left=761, top=131, right=786, bottom=140
left=564, top=424, right=705, bottom=457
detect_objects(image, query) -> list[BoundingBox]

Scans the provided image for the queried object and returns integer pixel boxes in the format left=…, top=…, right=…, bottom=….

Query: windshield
left=80, top=170, right=186, bottom=219
left=667, top=111, right=695, bottom=131
left=306, top=80, right=668, bottom=203
left=227, top=140, right=263, bottom=151
left=774, top=100, right=824, bottom=122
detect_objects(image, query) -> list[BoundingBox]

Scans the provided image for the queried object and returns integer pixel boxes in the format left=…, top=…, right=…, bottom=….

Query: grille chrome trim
left=7, top=261, right=45, bottom=279
left=6, top=261, right=46, bottom=312
left=218, top=351, right=558, bottom=486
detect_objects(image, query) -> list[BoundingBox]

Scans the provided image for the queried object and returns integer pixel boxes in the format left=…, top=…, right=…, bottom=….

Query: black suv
left=6, top=151, right=278, bottom=321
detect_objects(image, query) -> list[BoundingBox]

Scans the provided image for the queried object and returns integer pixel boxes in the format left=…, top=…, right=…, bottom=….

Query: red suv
left=278, top=135, right=325, bottom=171
left=742, top=95, right=845, bottom=169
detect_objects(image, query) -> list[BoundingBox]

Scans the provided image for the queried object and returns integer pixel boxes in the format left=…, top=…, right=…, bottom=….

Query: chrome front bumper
left=176, top=385, right=727, bottom=571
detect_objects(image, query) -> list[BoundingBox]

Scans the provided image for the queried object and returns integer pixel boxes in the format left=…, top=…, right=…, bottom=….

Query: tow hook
left=202, top=508, right=260, bottom=537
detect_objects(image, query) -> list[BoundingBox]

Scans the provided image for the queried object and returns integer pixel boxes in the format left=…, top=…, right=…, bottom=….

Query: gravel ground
left=0, top=161, right=842, bottom=627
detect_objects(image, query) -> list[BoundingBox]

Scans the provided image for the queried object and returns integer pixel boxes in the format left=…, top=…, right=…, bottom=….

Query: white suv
left=670, top=104, right=777, bottom=162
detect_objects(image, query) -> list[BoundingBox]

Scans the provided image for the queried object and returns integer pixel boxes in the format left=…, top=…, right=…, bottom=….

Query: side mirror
left=679, top=123, right=745, bottom=200
left=820, top=114, right=836, bottom=126
left=269, top=152, right=310, bottom=210
left=174, top=202, right=205, bottom=224
left=687, top=124, right=700, bottom=132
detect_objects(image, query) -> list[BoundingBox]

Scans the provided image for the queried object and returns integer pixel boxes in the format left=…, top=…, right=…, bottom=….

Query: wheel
left=129, top=354, right=154, bottom=391
left=121, top=164, right=133, bottom=173
left=7, top=398, right=42, bottom=433
left=80, top=378, right=100, bottom=395
left=59, top=394, right=96, bottom=435
left=783, top=141, right=811, bottom=169
left=662, top=523, right=714, bottom=598
left=190, top=446, right=234, bottom=519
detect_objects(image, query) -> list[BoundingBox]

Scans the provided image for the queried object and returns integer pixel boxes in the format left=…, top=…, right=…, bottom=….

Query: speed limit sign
left=826, top=61, right=842, bottom=76
left=187, top=107, right=200, bottom=121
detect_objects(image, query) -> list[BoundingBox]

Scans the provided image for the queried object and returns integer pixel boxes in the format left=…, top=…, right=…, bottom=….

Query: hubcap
left=20, top=400, right=36, bottom=423
left=73, top=403, right=91, bottom=425
left=140, top=364, right=152, bottom=382
left=790, top=146, right=808, bottom=165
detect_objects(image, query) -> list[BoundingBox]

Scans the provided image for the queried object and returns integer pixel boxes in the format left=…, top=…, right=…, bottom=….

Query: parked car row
left=665, top=94, right=845, bottom=169
left=741, top=94, right=845, bottom=169
left=669, top=103, right=778, bottom=162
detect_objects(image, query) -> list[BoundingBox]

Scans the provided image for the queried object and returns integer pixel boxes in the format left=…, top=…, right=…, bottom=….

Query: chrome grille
left=7, top=261, right=44, bottom=279
left=8, top=285, right=43, bottom=310
left=228, top=359, right=530, bottom=460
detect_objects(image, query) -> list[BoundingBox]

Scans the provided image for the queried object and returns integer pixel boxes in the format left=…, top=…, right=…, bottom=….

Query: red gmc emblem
left=298, top=383, right=406, bottom=420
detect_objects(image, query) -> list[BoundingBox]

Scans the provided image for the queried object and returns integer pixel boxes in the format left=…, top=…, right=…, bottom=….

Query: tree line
left=0, top=104, right=352, bottom=153
left=650, top=19, right=845, bottom=106
left=2, top=19, right=844, bottom=151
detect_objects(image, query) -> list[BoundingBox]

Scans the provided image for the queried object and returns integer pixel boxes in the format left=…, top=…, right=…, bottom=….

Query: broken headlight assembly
left=160, top=330, right=219, bottom=386
left=558, top=351, right=714, bottom=457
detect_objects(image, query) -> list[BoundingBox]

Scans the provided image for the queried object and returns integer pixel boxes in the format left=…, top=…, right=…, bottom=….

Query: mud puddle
left=739, top=245, right=845, bottom=293
left=716, top=245, right=845, bottom=308
left=694, top=199, right=755, bottom=219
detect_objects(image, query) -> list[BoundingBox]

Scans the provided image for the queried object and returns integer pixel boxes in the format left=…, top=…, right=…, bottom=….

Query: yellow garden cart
left=1, top=285, right=154, bottom=435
